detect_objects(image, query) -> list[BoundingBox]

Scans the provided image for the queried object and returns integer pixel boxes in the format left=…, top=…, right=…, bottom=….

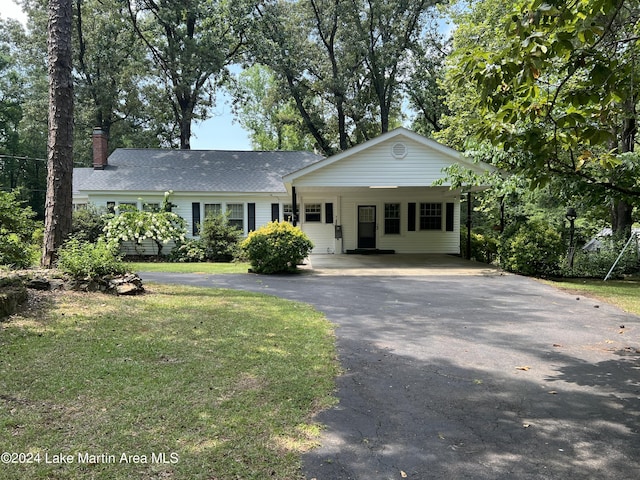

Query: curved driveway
left=141, top=262, right=640, bottom=480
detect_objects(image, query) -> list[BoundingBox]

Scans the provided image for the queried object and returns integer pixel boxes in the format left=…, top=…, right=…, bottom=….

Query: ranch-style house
left=73, top=127, right=492, bottom=256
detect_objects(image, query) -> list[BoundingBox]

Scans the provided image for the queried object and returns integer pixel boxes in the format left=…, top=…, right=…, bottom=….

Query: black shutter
left=192, top=202, right=200, bottom=236
left=271, top=203, right=279, bottom=222
left=248, top=203, right=256, bottom=231
left=446, top=203, right=455, bottom=231
left=325, top=203, right=334, bottom=223
left=408, top=202, right=416, bottom=231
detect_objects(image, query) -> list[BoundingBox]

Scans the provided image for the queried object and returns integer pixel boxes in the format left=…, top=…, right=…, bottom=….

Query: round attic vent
left=391, top=142, right=408, bottom=159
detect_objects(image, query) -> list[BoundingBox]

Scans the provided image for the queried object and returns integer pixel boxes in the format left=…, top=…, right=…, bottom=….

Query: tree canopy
left=0, top=0, right=637, bottom=235
left=444, top=0, right=639, bottom=232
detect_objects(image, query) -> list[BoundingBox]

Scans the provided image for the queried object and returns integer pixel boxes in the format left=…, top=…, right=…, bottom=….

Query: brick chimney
left=92, top=127, right=108, bottom=170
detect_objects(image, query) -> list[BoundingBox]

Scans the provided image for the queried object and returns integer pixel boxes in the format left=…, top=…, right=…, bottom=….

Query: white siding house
left=73, top=127, right=491, bottom=256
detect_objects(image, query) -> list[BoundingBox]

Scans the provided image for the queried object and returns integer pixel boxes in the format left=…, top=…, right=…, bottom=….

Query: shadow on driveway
left=140, top=271, right=640, bottom=480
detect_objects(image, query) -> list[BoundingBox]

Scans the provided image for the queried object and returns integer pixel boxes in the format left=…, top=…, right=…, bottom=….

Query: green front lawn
left=125, top=261, right=250, bottom=274
left=0, top=284, right=338, bottom=479
left=547, top=277, right=640, bottom=316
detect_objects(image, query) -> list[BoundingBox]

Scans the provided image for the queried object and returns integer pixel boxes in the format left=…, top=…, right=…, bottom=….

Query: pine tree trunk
left=42, top=0, right=74, bottom=268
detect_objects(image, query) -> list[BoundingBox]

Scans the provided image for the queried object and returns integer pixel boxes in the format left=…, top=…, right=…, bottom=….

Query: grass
left=125, top=261, right=251, bottom=274
left=0, top=284, right=338, bottom=479
left=546, top=277, right=640, bottom=316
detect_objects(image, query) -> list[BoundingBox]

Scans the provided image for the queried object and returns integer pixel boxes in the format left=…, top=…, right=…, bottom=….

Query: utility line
left=0, top=154, right=86, bottom=166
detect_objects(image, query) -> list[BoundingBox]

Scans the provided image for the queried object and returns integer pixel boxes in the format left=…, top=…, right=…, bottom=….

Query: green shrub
left=0, top=190, right=38, bottom=268
left=499, top=219, right=565, bottom=277
left=168, top=238, right=207, bottom=263
left=563, top=239, right=639, bottom=278
left=461, top=226, right=499, bottom=264
left=70, top=205, right=107, bottom=243
left=241, top=221, right=313, bottom=274
left=199, top=213, right=243, bottom=262
left=57, top=238, right=126, bottom=278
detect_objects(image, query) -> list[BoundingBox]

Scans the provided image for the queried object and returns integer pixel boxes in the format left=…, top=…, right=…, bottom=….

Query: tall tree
left=250, top=0, right=441, bottom=154
left=252, top=0, right=338, bottom=154
left=351, top=0, right=439, bottom=134
left=406, top=26, right=450, bottom=136
left=125, top=0, right=248, bottom=149
left=0, top=19, right=26, bottom=189
left=74, top=0, right=169, bottom=163
left=0, top=17, right=48, bottom=217
left=232, top=64, right=315, bottom=150
left=445, top=0, right=640, bottom=234
left=42, top=0, right=74, bottom=267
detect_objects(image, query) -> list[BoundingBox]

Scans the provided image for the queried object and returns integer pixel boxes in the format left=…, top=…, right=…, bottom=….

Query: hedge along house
left=73, top=127, right=491, bottom=256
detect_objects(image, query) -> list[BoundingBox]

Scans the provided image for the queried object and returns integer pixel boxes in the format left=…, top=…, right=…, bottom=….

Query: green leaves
left=443, top=0, right=640, bottom=202
left=104, top=207, right=187, bottom=256
left=241, top=221, right=313, bottom=274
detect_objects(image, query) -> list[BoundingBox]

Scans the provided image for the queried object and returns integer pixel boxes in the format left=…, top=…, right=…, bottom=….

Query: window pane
left=384, top=203, right=400, bottom=234
left=305, top=203, right=321, bottom=222
left=204, top=203, right=221, bottom=217
left=227, top=203, right=243, bottom=230
left=118, top=202, right=137, bottom=212
left=420, top=203, right=442, bottom=230
left=359, top=206, right=375, bottom=223
left=283, top=204, right=299, bottom=223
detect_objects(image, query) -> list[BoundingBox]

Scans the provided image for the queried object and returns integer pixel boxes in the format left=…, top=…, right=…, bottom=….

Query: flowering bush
left=104, top=209, right=187, bottom=257
left=241, top=221, right=313, bottom=274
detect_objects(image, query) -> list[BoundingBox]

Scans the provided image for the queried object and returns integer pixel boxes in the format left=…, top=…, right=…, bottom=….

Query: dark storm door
left=358, top=205, right=376, bottom=249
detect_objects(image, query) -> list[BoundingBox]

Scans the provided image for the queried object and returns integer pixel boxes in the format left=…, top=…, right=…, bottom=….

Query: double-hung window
left=420, top=203, right=442, bottom=230
left=384, top=203, right=401, bottom=234
left=204, top=203, right=222, bottom=218
left=305, top=203, right=322, bottom=222
left=226, top=203, right=244, bottom=230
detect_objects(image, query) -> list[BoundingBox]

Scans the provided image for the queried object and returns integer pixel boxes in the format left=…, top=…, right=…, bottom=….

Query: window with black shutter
left=192, top=202, right=201, bottom=236
left=325, top=203, right=334, bottom=223
left=446, top=203, right=455, bottom=231
left=408, top=203, right=416, bottom=231
left=248, top=203, right=256, bottom=231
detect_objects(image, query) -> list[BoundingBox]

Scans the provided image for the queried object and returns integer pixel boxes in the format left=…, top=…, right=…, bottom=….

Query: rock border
left=1, top=270, right=144, bottom=319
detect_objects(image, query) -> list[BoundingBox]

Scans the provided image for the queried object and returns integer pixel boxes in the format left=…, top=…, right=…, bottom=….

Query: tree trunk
left=610, top=104, right=636, bottom=237
left=611, top=199, right=633, bottom=239
left=42, top=0, right=74, bottom=268
left=179, top=112, right=192, bottom=150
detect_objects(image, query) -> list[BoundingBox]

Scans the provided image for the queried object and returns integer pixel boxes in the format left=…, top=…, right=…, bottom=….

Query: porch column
left=292, top=186, right=297, bottom=227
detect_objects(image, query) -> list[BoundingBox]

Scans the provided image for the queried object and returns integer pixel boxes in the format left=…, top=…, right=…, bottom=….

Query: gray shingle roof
left=73, top=149, right=325, bottom=194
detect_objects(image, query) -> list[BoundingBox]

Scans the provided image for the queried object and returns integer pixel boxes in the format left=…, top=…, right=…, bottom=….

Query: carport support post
left=292, top=186, right=297, bottom=226
left=466, top=192, right=472, bottom=260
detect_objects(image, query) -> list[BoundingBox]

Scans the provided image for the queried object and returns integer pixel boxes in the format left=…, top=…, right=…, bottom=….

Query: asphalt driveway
left=140, top=266, right=640, bottom=480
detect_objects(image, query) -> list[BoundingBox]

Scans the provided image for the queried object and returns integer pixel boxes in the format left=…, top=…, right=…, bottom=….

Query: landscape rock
left=1, top=269, right=144, bottom=297
left=0, top=285, right=28, bottom=319
left=27, top=277, right=51, bottom=290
